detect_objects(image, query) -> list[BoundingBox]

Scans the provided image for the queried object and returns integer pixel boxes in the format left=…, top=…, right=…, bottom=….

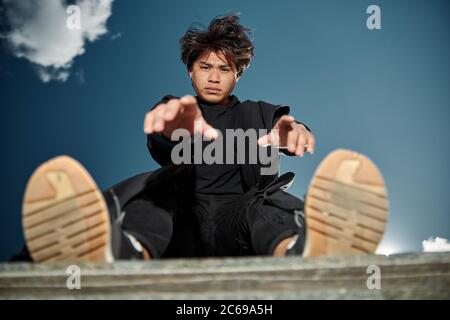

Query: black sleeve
left=146, top=95, right=179, bottom=166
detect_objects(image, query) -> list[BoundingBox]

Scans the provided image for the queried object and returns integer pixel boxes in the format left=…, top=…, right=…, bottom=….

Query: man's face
left=189, top=51, right=239, bottom=105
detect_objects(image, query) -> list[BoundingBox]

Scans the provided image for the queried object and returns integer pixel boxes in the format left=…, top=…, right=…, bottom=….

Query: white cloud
left=2, top=0, right=114, bottom=83
left=75, top=69, right=85, bottom=83
left=110, top=32, right=123, bottom=40
left=37, top=67, right=70, bottom=83
left=422, top=237, right=450, bottom=252
left=375, top=242, right=402, bottom=256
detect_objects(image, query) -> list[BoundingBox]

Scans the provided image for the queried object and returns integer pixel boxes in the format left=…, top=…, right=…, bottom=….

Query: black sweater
left=147, top=95, right=310, bottom=193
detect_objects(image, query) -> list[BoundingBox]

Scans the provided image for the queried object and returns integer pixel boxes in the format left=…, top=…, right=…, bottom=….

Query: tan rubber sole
left=22, top=156, right=112, bottom=263
left=303, top=149, right=388, bottom=256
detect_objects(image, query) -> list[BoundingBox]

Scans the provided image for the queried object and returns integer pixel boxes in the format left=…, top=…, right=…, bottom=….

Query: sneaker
left=22, top=156, right=138, bottom=262
left=301, top=149, right=389, bottom=256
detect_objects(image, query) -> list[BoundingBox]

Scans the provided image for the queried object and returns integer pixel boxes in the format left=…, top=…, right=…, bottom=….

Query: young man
left=15, top=14, right=388, bottom=263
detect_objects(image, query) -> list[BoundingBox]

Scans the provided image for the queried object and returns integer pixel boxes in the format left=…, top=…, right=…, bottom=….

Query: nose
left=208, top=69, right=220, bottom=83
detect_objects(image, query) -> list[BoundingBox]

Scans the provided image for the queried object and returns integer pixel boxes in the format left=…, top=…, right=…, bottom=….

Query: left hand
left=257, top=115, right=315, bottom=157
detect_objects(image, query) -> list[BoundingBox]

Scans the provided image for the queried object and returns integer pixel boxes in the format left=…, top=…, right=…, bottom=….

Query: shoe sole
left=22, top=156, right=112, bottom=262
left=303, top=149, right=388, bottom=256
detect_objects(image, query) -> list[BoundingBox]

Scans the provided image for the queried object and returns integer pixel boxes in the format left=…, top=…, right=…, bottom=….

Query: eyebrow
left=199, top=62, right=231, bottom=68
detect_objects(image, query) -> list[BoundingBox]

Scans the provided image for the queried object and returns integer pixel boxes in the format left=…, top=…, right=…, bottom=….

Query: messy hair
left=180, top=13, right=254, bottom=77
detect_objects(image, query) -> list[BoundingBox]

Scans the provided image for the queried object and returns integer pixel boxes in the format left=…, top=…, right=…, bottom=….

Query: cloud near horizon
left=1, top=0, right=114, bottom=82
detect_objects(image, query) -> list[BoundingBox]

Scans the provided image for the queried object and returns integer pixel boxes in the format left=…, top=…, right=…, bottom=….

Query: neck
left=198, top=95, right=231, bottom=107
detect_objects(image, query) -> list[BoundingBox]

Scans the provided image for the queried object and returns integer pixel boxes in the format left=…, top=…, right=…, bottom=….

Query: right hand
left=143, top=95, right=219, bottom=140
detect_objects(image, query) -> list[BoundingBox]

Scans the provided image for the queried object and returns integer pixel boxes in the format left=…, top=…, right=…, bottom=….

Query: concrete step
left=0, top=252, right=449, bottom=299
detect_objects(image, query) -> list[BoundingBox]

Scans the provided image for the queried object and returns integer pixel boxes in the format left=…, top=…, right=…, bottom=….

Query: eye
left=221, top=68, right=230, bottom=73
left=201, top=65, right=209, bottom=70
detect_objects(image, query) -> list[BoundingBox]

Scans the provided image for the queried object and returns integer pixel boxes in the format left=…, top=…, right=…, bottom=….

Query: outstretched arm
left=144, top=95, right=218, bottom=166
left=258, top=115, right=315, bottom=157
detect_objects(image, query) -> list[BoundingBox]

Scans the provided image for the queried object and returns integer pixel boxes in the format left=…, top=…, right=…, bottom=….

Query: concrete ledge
left=0, top=252, right=449, bottom=299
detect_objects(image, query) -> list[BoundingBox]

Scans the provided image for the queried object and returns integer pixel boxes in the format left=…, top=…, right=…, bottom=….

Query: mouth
left=204, top=87, right=222, bottom=94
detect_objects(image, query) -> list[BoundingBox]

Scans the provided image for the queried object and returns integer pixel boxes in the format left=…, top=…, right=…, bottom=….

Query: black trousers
left=9, top=169, right=306, bottom=261
left=121, top=172, right=306, bottom=258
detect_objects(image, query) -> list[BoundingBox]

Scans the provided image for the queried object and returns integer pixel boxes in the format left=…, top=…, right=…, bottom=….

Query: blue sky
left=0, top=0, right=449, bottom=261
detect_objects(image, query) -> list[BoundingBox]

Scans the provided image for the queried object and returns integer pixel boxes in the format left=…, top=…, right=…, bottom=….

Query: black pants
left=121, top=172, right=306, bottom=258
left=9, top=170, right=306, bottom=261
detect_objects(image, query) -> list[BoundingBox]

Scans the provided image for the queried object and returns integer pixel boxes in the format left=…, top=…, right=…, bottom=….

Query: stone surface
left=0, top=252, right=449, bottom=299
